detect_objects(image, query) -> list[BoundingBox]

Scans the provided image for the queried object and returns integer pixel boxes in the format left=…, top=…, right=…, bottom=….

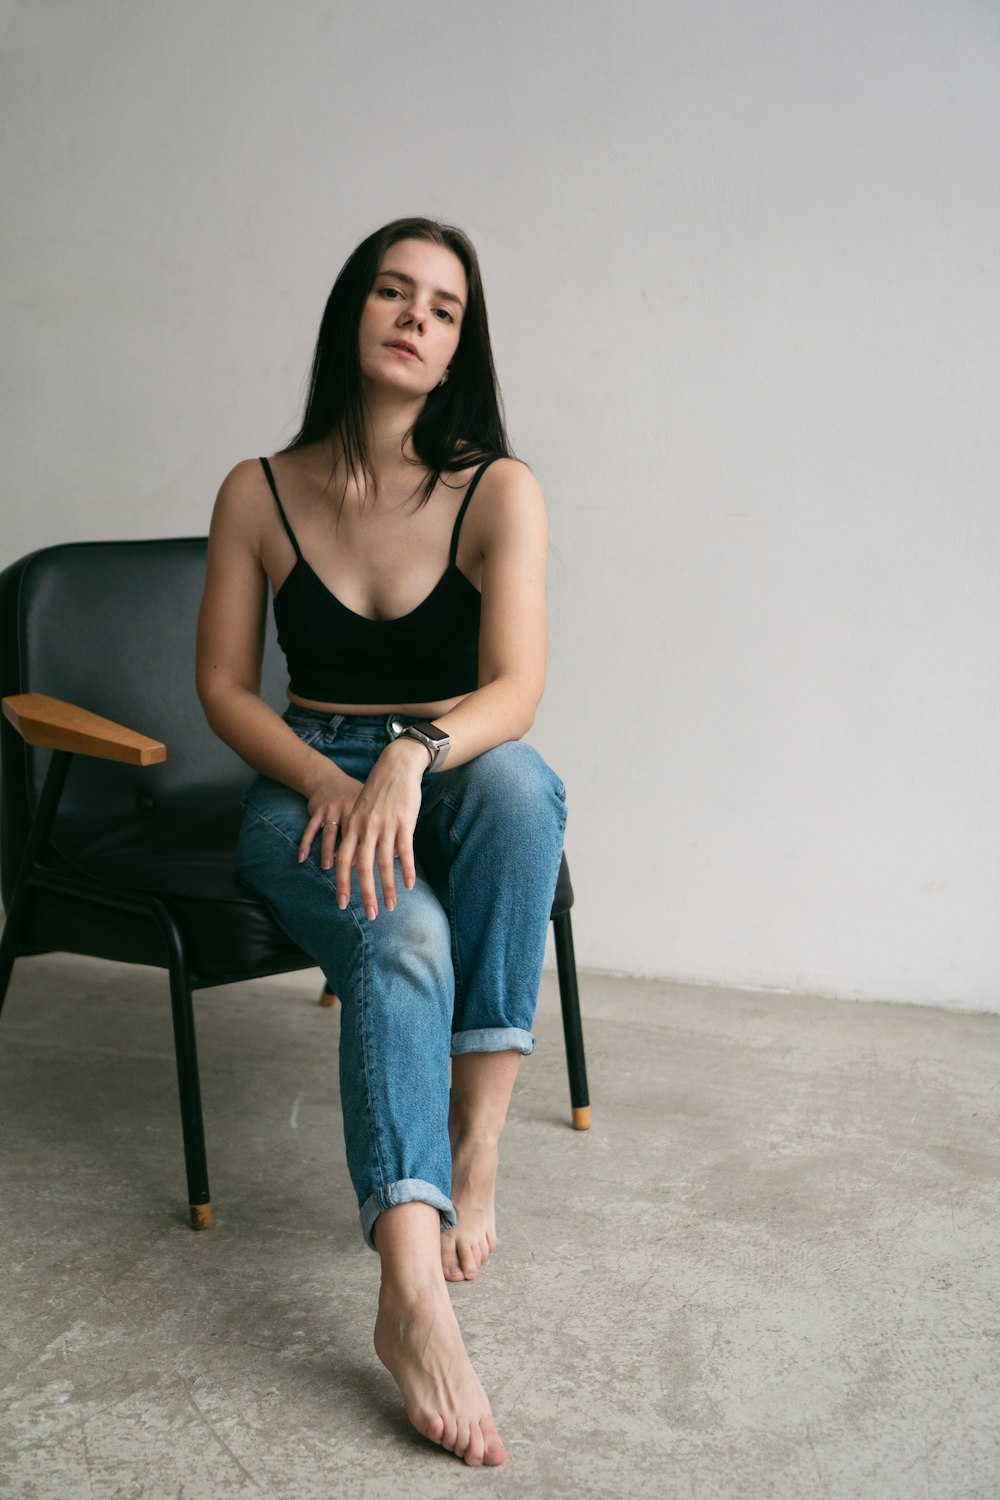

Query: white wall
left=3, top=0, right=998, bottom=1010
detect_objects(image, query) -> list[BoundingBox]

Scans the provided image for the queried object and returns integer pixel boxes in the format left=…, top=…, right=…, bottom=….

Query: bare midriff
left=287, top=690, right=470, bottom=718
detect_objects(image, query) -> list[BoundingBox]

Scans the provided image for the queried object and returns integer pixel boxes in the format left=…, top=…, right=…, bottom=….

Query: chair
left=0, top=540, right=590, bottom=1230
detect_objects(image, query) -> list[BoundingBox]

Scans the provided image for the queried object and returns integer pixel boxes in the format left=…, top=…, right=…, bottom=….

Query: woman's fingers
left=334, top=820, right=415, bottom=919
left=298, top=808, right=324, bottom=863
left=329, top=753, right=422, bottom=918
left=355, top=830, right=381, bottom=919
left=335, top=827, right=358, bottom=912
left=320, top=816, right=339, bottom=871
left=378, top=839, right=398, bottom=913
left=300, top=805, right=344, bottom=868
left=397, top=836, right=417, bottom=894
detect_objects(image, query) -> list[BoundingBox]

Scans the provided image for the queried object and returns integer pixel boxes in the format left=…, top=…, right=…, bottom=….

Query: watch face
left=411, top=721, right=448, bottom=744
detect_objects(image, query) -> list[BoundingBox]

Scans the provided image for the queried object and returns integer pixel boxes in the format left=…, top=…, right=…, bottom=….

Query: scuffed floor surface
left=0, top=955, right=997, bottom=1499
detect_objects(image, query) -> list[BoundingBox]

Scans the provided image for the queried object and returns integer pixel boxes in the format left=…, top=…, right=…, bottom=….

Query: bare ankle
left=379, top=1255, right=451, bottom=1304
left=449, top=1124, right=502, bottom=1153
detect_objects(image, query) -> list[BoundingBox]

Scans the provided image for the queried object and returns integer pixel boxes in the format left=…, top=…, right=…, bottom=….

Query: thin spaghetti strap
left=259, top=456, right=302, bottom=560
left=449, top=456, right=502, bottom=566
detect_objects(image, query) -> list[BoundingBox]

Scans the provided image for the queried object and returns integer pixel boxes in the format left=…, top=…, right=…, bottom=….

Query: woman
left=196, top=218, right=566, bottom=1468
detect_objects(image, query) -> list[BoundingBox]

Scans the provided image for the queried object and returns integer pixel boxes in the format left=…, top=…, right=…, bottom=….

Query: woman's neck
left=357, top=385, right=426, bottom=477
left=309, top=391, right=430, bottom=507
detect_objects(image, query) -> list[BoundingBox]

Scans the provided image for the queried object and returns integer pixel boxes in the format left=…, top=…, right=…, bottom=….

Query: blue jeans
left=235, top=707, right=568, bottom=1248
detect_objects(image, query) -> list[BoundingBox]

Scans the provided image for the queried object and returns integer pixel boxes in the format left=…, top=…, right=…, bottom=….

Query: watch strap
left=386, top=720, right=452, bottom=774
left=400, top=720, right=450, bottom=770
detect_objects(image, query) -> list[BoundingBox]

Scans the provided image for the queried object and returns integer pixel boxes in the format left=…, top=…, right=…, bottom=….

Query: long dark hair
left=282, top=217, right=511, bottom=504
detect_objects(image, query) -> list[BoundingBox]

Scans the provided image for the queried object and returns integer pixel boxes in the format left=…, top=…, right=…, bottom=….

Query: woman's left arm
left=332, top=460, right=550, bottom=916
left=427, top=457, right=549, bottom=761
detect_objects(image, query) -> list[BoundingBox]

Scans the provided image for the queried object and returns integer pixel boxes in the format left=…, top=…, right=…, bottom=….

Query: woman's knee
left=239, top=811, right=453, bottom=999
left=376, top=883, right=453, bottom=984
left=348, top=886, right=455, bottom=1032
left=451, top=740, right=567, bottom=829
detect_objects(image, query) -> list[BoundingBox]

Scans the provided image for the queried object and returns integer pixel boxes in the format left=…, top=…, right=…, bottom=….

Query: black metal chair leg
left=156, top=912, right=212, bottom=1229
left=552, top=910, right=591, bottom=1129
left=0, top=749, right=72, bottom=1018
left=0, top=901, right=26, bottom=1017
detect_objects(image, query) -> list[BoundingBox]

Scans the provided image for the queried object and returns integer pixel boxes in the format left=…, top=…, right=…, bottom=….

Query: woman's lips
left=386, top=341, right=420, bottom=360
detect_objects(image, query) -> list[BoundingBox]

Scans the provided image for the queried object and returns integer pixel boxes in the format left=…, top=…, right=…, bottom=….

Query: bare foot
left=441, top=1139, right=498, bottom=1282
left=374, top=1282, right=507, bottom=1466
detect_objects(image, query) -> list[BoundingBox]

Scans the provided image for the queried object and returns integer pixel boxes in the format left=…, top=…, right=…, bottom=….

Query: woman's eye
left=378, top=286, right=402, bottom=299
left=434, top=308, right=454, bottom=323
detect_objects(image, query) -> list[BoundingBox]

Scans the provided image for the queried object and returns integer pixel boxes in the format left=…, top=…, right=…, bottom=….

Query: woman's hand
left=298, top=765, right=365, bottom=871
left=333, top=737, right=430, bottom=919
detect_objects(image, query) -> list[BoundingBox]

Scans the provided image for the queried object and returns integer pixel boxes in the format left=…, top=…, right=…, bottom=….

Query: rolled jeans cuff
left=360, top=1179, right=457, bottom=1252
left=451, top=1026, right=536, bottom=1056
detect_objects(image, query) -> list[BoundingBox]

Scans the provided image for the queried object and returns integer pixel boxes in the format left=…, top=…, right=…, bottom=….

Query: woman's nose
left=398, top=300, right=426, bottom=332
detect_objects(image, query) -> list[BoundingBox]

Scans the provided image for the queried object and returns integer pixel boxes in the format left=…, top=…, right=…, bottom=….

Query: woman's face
left=358, top=237, right=467, bottom=397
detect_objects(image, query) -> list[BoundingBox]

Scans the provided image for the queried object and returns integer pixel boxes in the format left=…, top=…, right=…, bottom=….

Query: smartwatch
left=386, top=716, right=451, bottom=771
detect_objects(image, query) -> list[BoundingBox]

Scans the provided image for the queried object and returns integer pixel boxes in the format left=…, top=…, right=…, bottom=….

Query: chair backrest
left=1, top=539, right=288, bottom=900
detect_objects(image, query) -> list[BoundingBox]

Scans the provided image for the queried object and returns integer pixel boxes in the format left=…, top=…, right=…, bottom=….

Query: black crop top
left=261, top=455, right=498, bottom=705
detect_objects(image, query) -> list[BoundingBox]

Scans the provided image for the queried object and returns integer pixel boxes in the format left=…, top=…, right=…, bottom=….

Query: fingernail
left=298, top=853, right=306, bottom=863
left=366, top=904, right=377, bottom=921
left=322, top=859, right=332, bottom=870
left=338, top=895, right=348, bottom=910
left=385, top=899, right=395, bottom=912
left=404, top=876, right=415, bottom=890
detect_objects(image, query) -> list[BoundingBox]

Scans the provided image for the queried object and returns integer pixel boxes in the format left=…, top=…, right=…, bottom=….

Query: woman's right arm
left=195, top=462, right=361, bottom=864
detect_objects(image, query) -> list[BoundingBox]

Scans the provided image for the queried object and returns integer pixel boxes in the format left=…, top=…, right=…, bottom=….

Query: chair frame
left=1, top=689, right=591, bottom=1232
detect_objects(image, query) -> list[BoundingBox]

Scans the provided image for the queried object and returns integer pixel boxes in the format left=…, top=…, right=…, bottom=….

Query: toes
left=483, top=1432, right=508, bottom=1466
left=440, top=1234, right=466, bottom=1281
left=441, top=1252, right=465, bottom=1282
left=464, top=1422, right=486, bottom=1467
left=423, top=1411, right=445, bottom=1445
left=454, top=1419, right=472, bottom=1460
left=442, top=1237, right=479, bottom=1280
left=458, top=1241, right=481, bottom=1279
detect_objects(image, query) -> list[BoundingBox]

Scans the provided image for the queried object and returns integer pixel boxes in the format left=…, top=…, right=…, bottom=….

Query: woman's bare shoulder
left=450, top=454, right=539, bottom=499
left=216, top=455, right=271, bottom=502
left=466, top=458, right=546, bottom=552
left=211, top=456, right=274, bottom=533
left=477, top=457, right=544, bottom=511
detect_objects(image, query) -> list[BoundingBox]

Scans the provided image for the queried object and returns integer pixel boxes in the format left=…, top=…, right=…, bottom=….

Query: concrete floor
left=0, top=956, right=997, bottom=1500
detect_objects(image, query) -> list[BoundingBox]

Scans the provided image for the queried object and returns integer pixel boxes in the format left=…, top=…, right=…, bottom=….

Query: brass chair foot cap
left=572, top=1106, right=592, bottom=1130
left=190, top=1203, right=213, bottom=1230
left=319, top=989, right=338, bottom=1008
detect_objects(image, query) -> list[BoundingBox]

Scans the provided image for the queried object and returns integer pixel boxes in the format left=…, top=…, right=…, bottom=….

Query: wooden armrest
left=2, top=692, right=167, bottom=767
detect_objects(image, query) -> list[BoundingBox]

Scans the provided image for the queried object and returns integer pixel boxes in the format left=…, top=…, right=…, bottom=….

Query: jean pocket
left=283, top=716, right=327, bottom=749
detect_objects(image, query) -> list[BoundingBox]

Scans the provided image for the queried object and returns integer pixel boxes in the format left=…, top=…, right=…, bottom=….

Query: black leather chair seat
left=49, top=800, right=310, bottom=982
left=48, top=804, right=575, bottom=974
